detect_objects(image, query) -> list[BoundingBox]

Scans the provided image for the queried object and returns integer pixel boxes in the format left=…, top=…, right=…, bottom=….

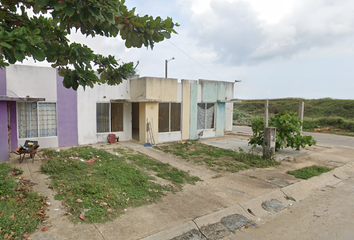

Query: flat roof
left=0, top=96, right=46, bottom=102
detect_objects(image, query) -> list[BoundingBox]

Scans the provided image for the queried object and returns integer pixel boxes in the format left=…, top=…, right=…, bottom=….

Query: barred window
left=38, top=103, right=57, bottom=137
left=96, top=103, right=110, bottom=133
left=18, top=102, right=38, bottom=138
left=18, top=102, right=57, bottom=139
left=96, top=103, right=124, bottom=133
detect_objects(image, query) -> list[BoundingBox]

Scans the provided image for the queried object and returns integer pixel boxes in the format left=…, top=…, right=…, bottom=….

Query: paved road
left=232, top=125, right=354, bottom=148
left=226, top=177, right=354, bottom=240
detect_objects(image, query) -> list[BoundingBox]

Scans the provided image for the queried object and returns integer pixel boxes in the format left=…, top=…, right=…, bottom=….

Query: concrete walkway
left=7, top=135, right=354, bottom=240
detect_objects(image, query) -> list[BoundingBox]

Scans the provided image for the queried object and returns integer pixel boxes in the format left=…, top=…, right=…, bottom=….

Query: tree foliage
left=0, top=0, right=178, bottom=89
left=249, top=111, right=317, bottom=150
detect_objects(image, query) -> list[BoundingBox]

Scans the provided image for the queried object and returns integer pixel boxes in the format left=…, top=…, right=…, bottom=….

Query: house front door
left=7, top=102, right=11, bottom=152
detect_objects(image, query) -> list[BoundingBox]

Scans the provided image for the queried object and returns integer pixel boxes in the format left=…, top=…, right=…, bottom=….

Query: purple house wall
left=56, top=71, right=78, bottom=147
left=0, top=68, right=8, bottom=161
left=10, top=101, right=17, bottom=151
left=0, top=67, right=79, bottom=161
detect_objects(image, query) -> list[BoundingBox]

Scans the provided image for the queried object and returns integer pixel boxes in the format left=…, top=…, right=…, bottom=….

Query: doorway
left=7, top=102, right=11, bottom=152
left=132, top=103, right=139, bottom=141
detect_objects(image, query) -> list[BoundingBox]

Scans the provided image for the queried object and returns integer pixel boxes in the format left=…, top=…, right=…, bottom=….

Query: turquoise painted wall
left=189, top=81, right=198, bottom=140
left=217, top=82, right=226, bottom=102
left=201, top=81, right=217, bottom=102
left=216, top=102, right=225, bottom=137
left=201, top=80, right=227, bottom=102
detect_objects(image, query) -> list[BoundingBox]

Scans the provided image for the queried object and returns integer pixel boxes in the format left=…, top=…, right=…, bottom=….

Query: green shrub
left=249, top=111, right=317, bottom=150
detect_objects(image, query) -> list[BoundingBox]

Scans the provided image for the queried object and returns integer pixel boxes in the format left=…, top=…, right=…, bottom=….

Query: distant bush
left=233, top=109, right=254, bottom=126
left=234, top=98, right=354, bottom=119
left=234, top=98, right=354, bottom=133
left=303, top=117, right=354, bottom=132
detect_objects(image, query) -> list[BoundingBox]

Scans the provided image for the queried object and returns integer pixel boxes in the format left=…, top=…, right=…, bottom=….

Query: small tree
left=0, top=0, right=178, bottom=90
left=249, top=111, right=317, bottom=150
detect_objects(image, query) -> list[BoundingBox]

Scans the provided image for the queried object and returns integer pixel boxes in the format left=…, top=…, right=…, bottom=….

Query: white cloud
left=19, top=0, right=354, bottom=99
left=185, top=0, right=354, bottom=66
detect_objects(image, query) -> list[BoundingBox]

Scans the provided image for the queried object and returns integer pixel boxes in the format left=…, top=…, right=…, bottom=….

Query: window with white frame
left=158, top=103, right=181, bottom=133
left=96, top=103, right=123, bottom=133
left=17, top=102, right=57, bottom=138
left=197, top=103, right=215, bottom=130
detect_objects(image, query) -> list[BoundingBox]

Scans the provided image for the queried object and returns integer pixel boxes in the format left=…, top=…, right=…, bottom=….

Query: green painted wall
left=216, top=102, right=225, bottom=137
left=189, top=81, right=198, bottom=139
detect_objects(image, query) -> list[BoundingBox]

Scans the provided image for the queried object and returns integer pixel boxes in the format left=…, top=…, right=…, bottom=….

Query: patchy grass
left=41, top=146, right=174, bottom=223
left=155, top=141, right=279, bottom=173
left=116, top=148, right=201, bottom=185
left=0, top=163, right=47, bottom=240
left=41, top=146, right=199, bottom=223
left=287, top=165, right=332, bottom=179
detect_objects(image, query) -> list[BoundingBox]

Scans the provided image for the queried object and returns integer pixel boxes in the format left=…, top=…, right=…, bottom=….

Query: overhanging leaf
left=28, top=46, right=46, bottom=61
left=0, top=42, right=13, bottom=49
left=54, top=2, right=66, bottom=11
left=64, top=5, right=75, bottom=17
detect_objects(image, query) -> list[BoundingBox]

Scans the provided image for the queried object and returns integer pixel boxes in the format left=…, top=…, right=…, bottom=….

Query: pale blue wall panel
left=217, top=83, right=226, bottom=102
left=201, top=81, right=217, bottom=102
left=216, top=102, right=225, bottom=137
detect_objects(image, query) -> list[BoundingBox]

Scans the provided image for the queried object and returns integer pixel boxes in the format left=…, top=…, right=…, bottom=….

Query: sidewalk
left=7, top=135, right=354, bottom=240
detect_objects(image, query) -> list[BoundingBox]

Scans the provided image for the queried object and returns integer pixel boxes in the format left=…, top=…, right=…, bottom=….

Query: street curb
left=141, top=221, right=196, bottom=240
left=194, top=205, right=247, bottom=228
left=239, top=190, right=288, bottom=219
left=141, top=162, right=354, bottom=240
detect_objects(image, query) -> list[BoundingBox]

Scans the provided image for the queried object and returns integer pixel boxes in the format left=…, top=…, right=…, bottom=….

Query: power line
left=167, top=40, right=221, bottom=80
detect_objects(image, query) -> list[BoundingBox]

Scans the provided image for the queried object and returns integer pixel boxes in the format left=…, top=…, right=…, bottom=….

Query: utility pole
left=298, top=101, right=305, bottom=133
left=263, top=99, right=276, bottom=158
left=297, top=101, right=305, bottom=150
left=165, top=57, right=175, bottom=78
left=264, top=99, right=269, bottom=128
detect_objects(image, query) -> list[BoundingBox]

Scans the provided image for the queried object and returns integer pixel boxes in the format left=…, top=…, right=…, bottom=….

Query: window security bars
left=96, top=103, right=124, bottom=133
left=18, top=102, right=57, bottom=139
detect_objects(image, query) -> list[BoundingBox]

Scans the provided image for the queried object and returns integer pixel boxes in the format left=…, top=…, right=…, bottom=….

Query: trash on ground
left=41, top=226, right=51, bottom=231
left=79, top=212, right=85, bottom=221
left=85, top=158, right=98, bottom=163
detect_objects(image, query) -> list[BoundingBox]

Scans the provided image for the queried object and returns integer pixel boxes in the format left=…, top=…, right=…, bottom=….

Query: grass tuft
left=287, top=165, right=332, bottom=179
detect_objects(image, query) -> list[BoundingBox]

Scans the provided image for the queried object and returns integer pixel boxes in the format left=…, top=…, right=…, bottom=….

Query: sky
left=25, top=0, right=354, bottom=99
